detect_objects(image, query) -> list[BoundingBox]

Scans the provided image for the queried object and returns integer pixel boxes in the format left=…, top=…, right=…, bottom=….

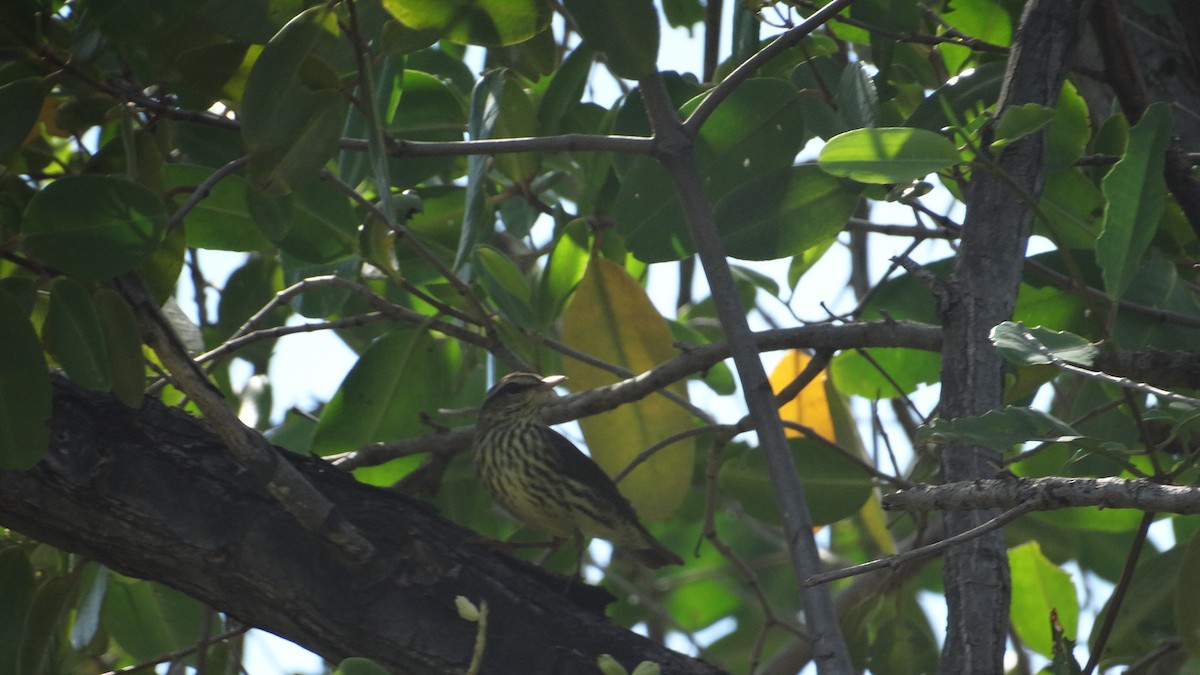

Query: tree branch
left=336, top=320, right=941, bottom=470
left=0, top=379, right=726, bottom=675
left=884, top=476, right=1200, bottom=514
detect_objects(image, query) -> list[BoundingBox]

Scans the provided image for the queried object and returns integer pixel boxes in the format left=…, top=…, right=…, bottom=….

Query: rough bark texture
left=0, top=378, right=726, bottom=675
left=937, top=1, right=1089, bottom=672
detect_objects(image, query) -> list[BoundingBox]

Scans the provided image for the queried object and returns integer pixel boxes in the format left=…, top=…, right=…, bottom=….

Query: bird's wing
left=542, top=427, right=642, bottom=521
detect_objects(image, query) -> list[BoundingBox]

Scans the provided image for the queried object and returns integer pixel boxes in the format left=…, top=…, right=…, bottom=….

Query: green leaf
left=1096, top=102, right=1172, bottom=299
left=719, top=438, right=872, bottom=526
left=1091, top=547, right=1182, bottom=660
left=819, top=127, right=961, bottom=184
left=907, top=60, right=1004, bottom=132
left=829, top=347, right=941, bottom=398
left=94, top=288, right=145, bottom=408
left=937, top=0, right=1011, bottom=74
left=453, top=69, right=505, bottom=272
left=103, top=577, right=212, bottom=662
left=474, top=245, right=535, bottom=327
left=1009, top=541, right=1078, bottom=659
left=241, top=7, right=346, bottom=194
left=918, top=406, right=1085, bottom=453
left=492, top=78, right=538, bottom=183
left=272, top=180, right=359, bottom=264
left=22, top=175, right=167, bottom=281
left=0, top=547, right=35, bottom=675
left=1176, top=528, right=1200, bottom=661
left=664, top=578, right=739, bottom=631
left=536, top=219, right=591, bottom=326
left=538, top=45, right=594, bottom=135
left=162, top=165, right=272, bottom=251
left=837, top=61, right=877, bottom=129
left=382, top=0, right=551, bottom=47
left=715, top=165, right=860, bottom=260
left=17, top=574, right=76, bottom=675
left=387, top=70, right=467, bottom=189
left=563, top=0, right=659, bottom=80
left=990, top=321, right=1099, bottom=367
left=44, top=277, right=111, bottom=391
left=615, top=78, right=807, bottom=262
left=334, top=657, right=394, bottom=675
left=990, top=103, right=1055, bottom=151
left=1045, top=81, right=1090, bottom=172
left=1035, top=168, right=1104, bottom=249
left=311, top=330, right=458, bottom=454
left=0, top=78, right=45, bottom=162
left=0, top=289, right=51, bottom=469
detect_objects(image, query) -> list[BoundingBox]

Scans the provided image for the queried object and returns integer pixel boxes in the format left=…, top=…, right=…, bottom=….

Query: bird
left=472, top=372, right=684, bottom=570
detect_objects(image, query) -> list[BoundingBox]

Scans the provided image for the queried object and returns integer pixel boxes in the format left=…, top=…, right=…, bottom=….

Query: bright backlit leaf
left=1009, top=541, right=1078, bottom=659
left=818, top=127, right=961, bottom=184
left=561, top=258, right=693, bottom=519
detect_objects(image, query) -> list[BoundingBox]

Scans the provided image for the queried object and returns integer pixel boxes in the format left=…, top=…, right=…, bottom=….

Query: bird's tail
left=628, top=536, right=684, bottom=569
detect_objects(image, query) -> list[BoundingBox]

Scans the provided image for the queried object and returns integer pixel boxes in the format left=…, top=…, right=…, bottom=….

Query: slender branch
left=334, top=320, right=942, bottom=470
left=371, top=134, right=656, bottom=158
left=99, top=626, right=250, bottom=675
left=641, top=6, right=854, bottom=662
left=1082, top=512, right=1154, bottom=675
left=788, top=0, right=1010, bottom=53
left=884, top=476, right=1200, bottom=515
left=165, top=157, right=248, bottom=231
left=804, top=502, right=1036, bottom=587
left=683, top=0, right=856, bottom=135
left=195, top=276, right=495, bottom=367
left=1009, top=322, right=1200, bottom=407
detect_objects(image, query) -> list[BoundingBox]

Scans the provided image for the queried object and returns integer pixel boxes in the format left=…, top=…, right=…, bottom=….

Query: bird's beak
left=539, top=375, right=567, bottom=389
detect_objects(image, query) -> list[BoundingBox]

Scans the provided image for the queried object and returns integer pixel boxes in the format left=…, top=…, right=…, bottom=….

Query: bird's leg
left=571, top=530, right=586, bottom=580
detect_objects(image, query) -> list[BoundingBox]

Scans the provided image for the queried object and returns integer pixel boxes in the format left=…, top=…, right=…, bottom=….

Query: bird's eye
left=495, top=382, right=528, bottom=397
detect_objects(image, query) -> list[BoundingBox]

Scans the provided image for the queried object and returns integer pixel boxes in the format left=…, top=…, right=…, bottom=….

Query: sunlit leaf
left=241, top=7, right=346, bottom=194
left=311, top=330, right=458, bottom=455
left=382, top=0, right=551, bottom=47
left=990, top=103, right=1055, bottom=151
left=561, top=258, right=693, bottom=519
left=770, top=349, right=834, bottom=441
left=1009, top=541, right=1078, bottom=659
left=990, top=322, right=1099, bottom=367
left=818, top=127, right=961, bottom=184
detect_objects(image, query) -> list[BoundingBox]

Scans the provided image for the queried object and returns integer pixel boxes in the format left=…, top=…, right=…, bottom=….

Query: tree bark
left=0, top=378, right=726, bottom=675
left=937, top=1, right=1089, bottom=672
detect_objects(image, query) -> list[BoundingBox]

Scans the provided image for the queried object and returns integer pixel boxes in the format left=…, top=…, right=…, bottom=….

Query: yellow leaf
left=561, top=258, right=693, bottom=520
left=770, top=349, right=834, bottom=441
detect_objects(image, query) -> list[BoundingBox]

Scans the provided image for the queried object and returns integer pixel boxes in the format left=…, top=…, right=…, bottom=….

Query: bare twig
left=804, top=502, right=1036, bottom=587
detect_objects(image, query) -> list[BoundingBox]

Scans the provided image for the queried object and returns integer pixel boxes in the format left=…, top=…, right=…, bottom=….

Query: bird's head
left=479, top=372, right=567, bottom=422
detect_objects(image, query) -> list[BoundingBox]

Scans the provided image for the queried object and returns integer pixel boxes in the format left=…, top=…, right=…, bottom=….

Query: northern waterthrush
left=473, top=372, right=683, bottom=569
